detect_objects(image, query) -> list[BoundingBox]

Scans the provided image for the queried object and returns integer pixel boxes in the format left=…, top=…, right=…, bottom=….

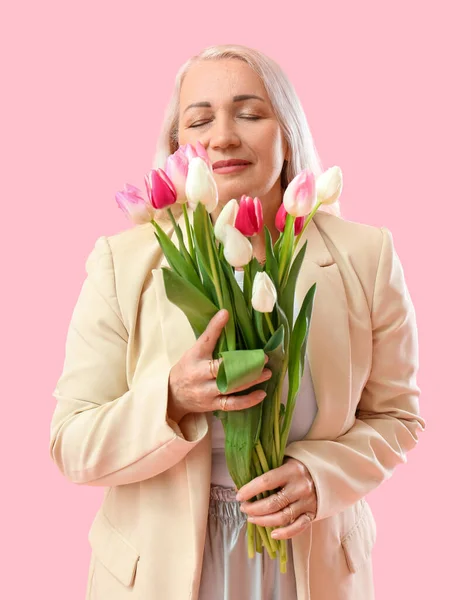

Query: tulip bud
left=283, top=170, right=316, bottom=217
left=222, top=224, right=253, bottom=267
left=316, top=166, right=343, bottom=205
left=185, top=157, right=218, bottom=212
left=115, top=183, right=155, bottom=224
left=164, top=148, right=189, bottom=204
left=214, top=199, right=239, bottom=243
left=234, top=195, right=263, bottom=237
left=144, top=169, right=177, bottom=210
left=275, top=203, right=305, bottom=236
left=252, top=272, right=277, bottom=313
left=181, top=141, right=212, bottom=170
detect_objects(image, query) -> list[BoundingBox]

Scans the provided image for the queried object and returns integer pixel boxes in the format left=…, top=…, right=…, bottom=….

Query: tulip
left=222, top=224, right=253, bottom=267
left=214, top=199, right=239, bottom=243
left=164, top=147, right=189, bottom=204
left=185, top=157, right=218, bottom=212
left=115, top=183, right=155, bottom=224
left=182, top=140, right=213, bottom=170
left=316, top=166, right=343, bottom=205
left=252, top=272, right=277, bottom=313
left=275, top=203, right=305, bottom=236
left=283, top=170, right=316, bottom=217
left=144, top=168, right=177, bottom=210
left=234, top=195, right=264, bottom=237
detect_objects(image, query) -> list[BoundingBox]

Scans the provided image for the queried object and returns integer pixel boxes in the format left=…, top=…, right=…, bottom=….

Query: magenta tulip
left=115, top=183, right=154, bottom=224
left=275, top=203, right=305, bottom=235
left=234, top=195, right=263, bottom=237
left=145, top=168, right=177, bottom=210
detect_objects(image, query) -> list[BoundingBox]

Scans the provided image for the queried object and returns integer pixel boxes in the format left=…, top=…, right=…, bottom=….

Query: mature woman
left=49, top=44, right=426, bottom=600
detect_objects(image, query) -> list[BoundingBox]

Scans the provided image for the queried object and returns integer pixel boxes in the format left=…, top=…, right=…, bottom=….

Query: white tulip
left=222, top=224, right=253, bottom=267
left=214, top=199, right=239, bottom=243
left=316, top=166, right=343, bottom=205
left=185, top=157, right=218, bottom=212
left=252, top=272, right=277, bottom=313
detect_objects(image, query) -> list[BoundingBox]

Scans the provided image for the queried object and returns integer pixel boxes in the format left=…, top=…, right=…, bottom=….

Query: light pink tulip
left=115, top=183, right=155, bottom=224
left=234, top=195, right=263, bottom=237
left=275, top=203, right=305, bottom=235
left=283, top=170, right=316, bottom=217
left=164, top=142, right=212, bottom=204
left=144, top=168, right=177, bottom=210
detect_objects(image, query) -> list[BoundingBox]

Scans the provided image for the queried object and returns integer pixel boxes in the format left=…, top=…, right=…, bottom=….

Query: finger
left=203, top=356, right=224, bottom=381
left=194, top=310, right=229, bottom=357
left=212, top=389, right=267, bottom=412
left=240, top=484, right=298, bottom=517
left=236, top=464, right=292, bottom=502
left=244, top=499, right=308, bottom=529
left=270, top=510, right=316, bottom=540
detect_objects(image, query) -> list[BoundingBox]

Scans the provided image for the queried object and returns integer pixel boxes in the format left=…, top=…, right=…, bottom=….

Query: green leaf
left=161, top=267, right=218, bottom=338
left=220, top=261, right=258, bottom=350
left=280, top=282, right=317, bottom=452
left=264, top=226, right=280, bottom=289
left=279, top=240, right=308, bottom=329
left=153, top=224, right=204, bottom=294
left=192, top=203, right=212, bottom=276
left=217, top=259, right=236, bottom=351
left=259, top=326, right=286, bottom=466
left=215, top=349, right=265, bottom=394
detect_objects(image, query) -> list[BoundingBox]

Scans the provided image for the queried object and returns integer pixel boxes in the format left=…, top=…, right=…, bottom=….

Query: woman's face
left=177, top=59, right=289, bottom=213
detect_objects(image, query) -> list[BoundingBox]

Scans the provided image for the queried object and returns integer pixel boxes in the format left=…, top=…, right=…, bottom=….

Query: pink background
left=3, top=0, right=468, bottom=597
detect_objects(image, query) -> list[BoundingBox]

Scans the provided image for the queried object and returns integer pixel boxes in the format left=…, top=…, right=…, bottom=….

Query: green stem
left=252, top=450, right=280, bottom=555
left=204, top=209, right=224, bottom=309
left=293, top=200, right=322, bottom=252
left=264, top=312, right=275, bottom=336
left=182, top=203, right=196, bottom=263
left=247, top=521, right=255, bottom=558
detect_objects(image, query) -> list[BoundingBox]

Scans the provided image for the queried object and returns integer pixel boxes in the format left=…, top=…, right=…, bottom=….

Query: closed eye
left=189, top=116, right=261, bottom=128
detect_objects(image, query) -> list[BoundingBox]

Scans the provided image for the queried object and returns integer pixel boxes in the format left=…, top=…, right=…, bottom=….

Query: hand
left=236, top=457, right=318, bottom=540
left=167, top=309, right=272, bottom=422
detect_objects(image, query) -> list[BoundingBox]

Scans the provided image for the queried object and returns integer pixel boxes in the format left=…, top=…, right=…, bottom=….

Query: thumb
left=195, top=309, right=229, bottom=357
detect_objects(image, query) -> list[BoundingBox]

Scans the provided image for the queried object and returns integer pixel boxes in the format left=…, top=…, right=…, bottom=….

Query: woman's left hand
left=236, top=457, right=318, bottom=540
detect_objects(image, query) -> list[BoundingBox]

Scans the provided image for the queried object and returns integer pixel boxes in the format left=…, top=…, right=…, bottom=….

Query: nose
left=207, top=115, right=241, bottom=152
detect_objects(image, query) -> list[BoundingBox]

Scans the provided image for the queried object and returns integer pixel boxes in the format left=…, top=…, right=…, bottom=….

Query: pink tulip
left=234, top=195, right=264, bottom=237
left=182, top=141, right=212, bottom=170
left=164, top=142, right=212, bottom=204
left=275, top=203, right=305, bottom=235
left=115, top=183, right=155, bottom=224
left=144, top=168, right=177, bottom=210
left=283, top=169, right=316, bottom=217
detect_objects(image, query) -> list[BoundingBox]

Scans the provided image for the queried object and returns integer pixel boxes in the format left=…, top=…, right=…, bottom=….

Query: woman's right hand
left=167, top=309, right=272, bottom=423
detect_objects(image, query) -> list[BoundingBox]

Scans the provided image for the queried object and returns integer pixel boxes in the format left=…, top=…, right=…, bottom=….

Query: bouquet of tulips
left=115, top=142, right=342, bottom=573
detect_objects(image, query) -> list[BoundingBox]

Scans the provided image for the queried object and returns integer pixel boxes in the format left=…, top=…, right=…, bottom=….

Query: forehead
left=179, top=59, right=269, bottom=109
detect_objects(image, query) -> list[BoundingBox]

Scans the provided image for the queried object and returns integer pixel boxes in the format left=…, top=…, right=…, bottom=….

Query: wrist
left=167, top=372, right=187, bottom=425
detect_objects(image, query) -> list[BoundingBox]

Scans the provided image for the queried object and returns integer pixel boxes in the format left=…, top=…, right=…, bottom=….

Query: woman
left=49, top=45, right=426, bottom=600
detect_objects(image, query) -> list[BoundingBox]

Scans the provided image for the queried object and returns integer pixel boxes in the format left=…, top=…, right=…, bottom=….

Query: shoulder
left=312, top=210, right=385, bottom=263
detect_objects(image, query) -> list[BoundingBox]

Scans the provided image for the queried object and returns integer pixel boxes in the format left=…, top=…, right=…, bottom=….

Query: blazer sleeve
left=49, top=236, right=208, bottom=487
left=283, top=226, right=426, bottom=522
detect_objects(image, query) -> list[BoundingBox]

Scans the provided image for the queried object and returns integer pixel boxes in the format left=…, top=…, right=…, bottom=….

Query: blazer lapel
left=294, top=217, right=352, bottom=441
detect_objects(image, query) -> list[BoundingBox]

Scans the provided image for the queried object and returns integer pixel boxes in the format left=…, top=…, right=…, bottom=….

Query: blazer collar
left=152, top=208, right=352, bottom=441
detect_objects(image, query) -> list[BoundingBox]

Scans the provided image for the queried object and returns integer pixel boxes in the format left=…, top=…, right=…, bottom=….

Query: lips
left=213, top=159, right=251, bottom=169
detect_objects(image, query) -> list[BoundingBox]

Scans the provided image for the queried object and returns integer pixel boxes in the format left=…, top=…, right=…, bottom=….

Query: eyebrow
left=183, top=94, right=266, bottom=114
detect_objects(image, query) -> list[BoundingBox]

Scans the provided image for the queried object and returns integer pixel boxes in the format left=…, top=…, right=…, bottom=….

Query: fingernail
left=271, top=531, right=279, bottom=538
left=236, top=492, right=242, bottom=501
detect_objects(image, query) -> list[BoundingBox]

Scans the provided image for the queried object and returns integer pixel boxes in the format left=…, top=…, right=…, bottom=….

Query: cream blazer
left=49, top=210, right=426, bottom=600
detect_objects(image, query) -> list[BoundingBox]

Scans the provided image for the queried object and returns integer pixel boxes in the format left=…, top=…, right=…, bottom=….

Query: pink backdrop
left=3, top=0, right=468, bottom=597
